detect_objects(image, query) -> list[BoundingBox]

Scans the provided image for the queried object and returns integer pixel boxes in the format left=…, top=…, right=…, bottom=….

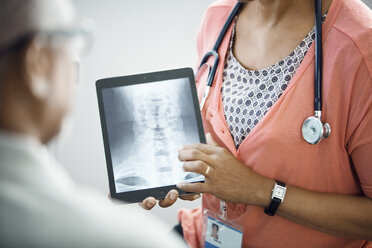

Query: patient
left=0, top=0, right=185, bottom=247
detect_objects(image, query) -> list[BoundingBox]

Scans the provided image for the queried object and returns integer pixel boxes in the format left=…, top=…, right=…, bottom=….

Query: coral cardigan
left=178, top=0, right=372, bottom=247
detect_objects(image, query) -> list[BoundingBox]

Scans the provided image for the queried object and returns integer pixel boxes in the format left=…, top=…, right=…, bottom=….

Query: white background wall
left=53, top=0, right=372, bottom=229
left=52, top=0, right=214, bottom=229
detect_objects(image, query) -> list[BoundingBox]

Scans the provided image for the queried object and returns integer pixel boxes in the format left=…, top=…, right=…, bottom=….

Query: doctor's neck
left=238, top=0, right=332, bottom=26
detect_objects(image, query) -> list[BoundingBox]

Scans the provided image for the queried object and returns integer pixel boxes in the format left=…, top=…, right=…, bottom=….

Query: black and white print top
left=222, top=16, right=326, bottom=149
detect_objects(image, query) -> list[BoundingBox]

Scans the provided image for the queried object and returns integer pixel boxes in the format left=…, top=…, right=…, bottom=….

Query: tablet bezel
left=96, top=67, right=205, bottom=203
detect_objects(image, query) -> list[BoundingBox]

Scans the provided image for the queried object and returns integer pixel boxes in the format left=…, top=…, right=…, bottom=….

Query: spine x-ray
left=102, top=78, right=203, bottom=193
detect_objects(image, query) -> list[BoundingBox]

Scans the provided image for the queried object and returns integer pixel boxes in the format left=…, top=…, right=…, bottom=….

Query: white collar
left=0, top=130, right=50, bottom=169
left=0, top=130, right=42, bottom=147
left=0, top=130, right=75, bottom=192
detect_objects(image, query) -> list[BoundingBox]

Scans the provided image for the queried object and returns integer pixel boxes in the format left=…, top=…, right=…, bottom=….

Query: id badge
left=202, top=209, right=243, bottom=248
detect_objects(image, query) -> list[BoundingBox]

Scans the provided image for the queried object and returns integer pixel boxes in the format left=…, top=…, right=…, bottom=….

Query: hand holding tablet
left=140, top=190, right=201, bottom=210
left=96, top=68, right=205, bottom=203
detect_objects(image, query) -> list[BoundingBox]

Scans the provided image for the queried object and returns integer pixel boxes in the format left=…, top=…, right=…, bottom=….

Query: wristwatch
left=264, top=181, right=286, bottom=216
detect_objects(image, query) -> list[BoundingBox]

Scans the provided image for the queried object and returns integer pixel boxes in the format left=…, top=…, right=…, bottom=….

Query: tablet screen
left=100, top=75, right=204, bottom=194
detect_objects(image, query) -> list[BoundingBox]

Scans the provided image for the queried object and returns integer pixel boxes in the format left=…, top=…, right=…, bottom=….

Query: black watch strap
left=264, top=197, right=282, bottom=216
left=264, top=181, right=286, bottom=216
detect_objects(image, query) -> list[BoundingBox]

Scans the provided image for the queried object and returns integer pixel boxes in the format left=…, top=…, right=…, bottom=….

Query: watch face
left=273, top=186, right=286, bottom=199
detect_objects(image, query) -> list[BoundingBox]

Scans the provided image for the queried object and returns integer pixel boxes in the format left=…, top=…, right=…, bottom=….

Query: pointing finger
left=180, top=143, right=218, bottom=155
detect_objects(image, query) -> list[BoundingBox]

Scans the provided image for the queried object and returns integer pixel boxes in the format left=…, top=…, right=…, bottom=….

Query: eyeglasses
left=0, top=20, right=94, bottom=60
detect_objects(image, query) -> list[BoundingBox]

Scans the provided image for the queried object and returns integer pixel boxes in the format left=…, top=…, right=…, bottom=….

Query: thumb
left=206, top=133, right=218, bottom=146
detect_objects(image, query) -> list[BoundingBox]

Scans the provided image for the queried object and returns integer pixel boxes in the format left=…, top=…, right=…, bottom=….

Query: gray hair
left=0, top=0, right=76, bottom=80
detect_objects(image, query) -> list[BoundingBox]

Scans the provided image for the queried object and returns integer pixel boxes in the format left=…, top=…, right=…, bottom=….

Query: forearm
left=177, top=138, right=372, bottom=241
left=251, top=176, right=372, bottom=241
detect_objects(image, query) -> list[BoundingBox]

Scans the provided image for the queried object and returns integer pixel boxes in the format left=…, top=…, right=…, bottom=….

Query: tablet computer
left=96, top=68, right=205, bottom=203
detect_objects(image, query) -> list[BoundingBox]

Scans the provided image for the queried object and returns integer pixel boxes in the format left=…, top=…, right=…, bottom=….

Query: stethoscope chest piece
left=301, top=0, right=331, bottom=145
left=196, top=0, right=331, bottom=145
left=302, top=116, right=331, bottom=145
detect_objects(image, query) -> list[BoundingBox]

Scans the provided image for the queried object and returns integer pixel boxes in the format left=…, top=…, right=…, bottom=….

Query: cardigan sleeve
left=346, top=60, right=372, bottom=199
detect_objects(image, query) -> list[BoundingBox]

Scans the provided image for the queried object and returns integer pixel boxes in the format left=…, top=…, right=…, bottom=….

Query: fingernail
left=176, top=183, right=183, bottom=189
left=147, top=200, right=154, bottom=208
left=170, top=192, right=177, bottom=200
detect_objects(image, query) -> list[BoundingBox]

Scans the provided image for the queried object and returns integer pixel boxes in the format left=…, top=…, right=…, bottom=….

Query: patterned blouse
left=222, top=16, right=326, bottom=149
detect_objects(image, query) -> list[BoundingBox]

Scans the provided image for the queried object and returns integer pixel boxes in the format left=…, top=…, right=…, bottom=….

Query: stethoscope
left=195, top=0, right=331, bottom=145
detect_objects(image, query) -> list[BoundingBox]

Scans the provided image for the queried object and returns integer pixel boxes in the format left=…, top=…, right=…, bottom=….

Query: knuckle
left=182, top=161, right=189, bottom=170
left=218, top=147, right=226, bottom=153
left=196, top=160, right=204, bottom=168
left=194, top=144, right=202, bottom=149
left=210, top=153, right=219, bottom=162
left=203, top=184, right=212, bottom=194
left=185, top=162, right=195, bottom=172
left=196, top=161, right=207, bottom=174
left=190, top=149, right=199, bottom=157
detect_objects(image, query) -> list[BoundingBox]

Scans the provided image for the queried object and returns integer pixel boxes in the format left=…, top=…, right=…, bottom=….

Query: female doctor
left=142, top=0, right=372, bottom=247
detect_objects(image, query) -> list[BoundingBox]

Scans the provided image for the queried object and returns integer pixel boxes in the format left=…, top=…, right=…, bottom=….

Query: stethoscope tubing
left=197, top=0, right=328, bottom=138
left=197, top=1, right=323, bottom=110
left=197, top=2, right=243, bottom=87
left=200, top=50, right=219, bottom=87
left=314, top=0, right=323, bottom=113
left=212, top=2, right=243, bottom=52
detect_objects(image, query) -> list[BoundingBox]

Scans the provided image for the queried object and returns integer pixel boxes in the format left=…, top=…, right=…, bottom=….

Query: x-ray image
left=102, top=78, right=204, bottom=193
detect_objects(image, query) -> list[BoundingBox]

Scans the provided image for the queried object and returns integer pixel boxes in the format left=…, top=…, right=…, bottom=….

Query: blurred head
left=0, top=0, right=90, bottom=144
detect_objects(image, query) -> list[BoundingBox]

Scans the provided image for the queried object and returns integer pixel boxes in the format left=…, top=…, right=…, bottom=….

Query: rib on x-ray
left=102, top=78, right=204, bottom=193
